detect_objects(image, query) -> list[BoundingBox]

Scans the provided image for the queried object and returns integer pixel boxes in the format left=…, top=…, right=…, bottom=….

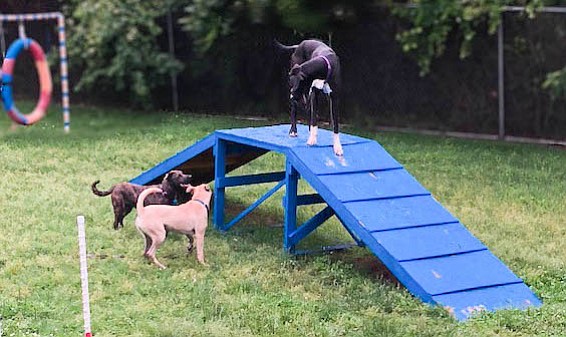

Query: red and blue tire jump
left=1, top=38, right=52, bottom=125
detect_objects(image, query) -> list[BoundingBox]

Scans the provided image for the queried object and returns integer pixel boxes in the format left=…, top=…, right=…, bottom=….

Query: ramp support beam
left=214, top=138, right=287, bottom=231
left=213, top=139, right=227, bottom=230
left=287, top=206, right=335, bottom=250
left=284, top=159, right=299, bottom=252
left=222, top=180, right=285, bottom=231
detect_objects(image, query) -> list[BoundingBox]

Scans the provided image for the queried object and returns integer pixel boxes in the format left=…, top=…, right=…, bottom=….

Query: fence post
left=498, top=13, right=505, bottom=140
left=167, top=10, right=179, bottom=111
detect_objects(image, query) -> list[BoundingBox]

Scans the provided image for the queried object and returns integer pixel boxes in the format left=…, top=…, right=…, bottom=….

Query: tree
left=64, top=0, right=183, bottom=107
left=179, top=0, right=371, bottom=54
left=393, top=0, right=545, bottom=75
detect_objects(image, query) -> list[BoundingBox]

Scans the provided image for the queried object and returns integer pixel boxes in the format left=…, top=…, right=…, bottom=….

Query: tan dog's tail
left=91, top=180, right=114, bottom=197
left=136, top=187, right=163, bottom=217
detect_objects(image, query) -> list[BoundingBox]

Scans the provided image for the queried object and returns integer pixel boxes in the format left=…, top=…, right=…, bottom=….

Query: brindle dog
left=91, top=170, right=192, bottom=230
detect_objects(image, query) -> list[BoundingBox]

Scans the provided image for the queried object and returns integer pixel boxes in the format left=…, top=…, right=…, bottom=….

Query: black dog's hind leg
left=328, top=92, right=339, bottom=134
left=309, top=88, right=322, bottom=129
left=307, top=88, right=323, bottom=146
left=328, top=92, right=343, bottom=156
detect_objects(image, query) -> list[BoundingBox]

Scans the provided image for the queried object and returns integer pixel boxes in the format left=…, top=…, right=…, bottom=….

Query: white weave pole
left=77, top=215, right=92, bottom=337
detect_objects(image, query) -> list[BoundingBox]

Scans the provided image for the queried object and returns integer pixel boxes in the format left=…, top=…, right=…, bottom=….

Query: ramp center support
left=213, top=138, right=286, bottom=231
left=213, top=138, right=360, bottom=253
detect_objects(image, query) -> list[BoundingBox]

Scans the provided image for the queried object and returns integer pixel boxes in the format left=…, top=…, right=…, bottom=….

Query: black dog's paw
left=289, top=126, right=298, bottom=137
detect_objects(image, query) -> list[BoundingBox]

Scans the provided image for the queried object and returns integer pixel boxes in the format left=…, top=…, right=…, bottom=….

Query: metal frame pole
left=498, top=13, right=505, bottom=140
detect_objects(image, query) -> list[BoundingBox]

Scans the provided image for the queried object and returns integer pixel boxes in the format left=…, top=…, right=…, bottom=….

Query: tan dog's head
left=183, top=184, right=213, bottom=207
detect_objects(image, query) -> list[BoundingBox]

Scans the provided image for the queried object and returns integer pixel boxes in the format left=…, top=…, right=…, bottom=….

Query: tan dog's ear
left=184, top=184, right=195, bottom=194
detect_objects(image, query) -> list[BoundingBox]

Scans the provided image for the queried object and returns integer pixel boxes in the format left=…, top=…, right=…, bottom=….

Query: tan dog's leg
left=145, top=230, right=167, bottom=269
left=194, top=228, right=207, bottom=266
left=135, top=223, right=152, bottom=256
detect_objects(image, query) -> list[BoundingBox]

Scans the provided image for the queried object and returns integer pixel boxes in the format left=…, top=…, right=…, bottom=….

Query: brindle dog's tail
left=91, top=180, right=114, bottom=197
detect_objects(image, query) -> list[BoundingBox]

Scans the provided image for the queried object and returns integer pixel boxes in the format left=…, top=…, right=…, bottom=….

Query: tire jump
left=1, top=37, right=52, bottom=125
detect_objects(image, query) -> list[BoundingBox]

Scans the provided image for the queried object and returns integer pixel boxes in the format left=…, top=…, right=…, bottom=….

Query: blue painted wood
left=401, top=250, right=523, bottom=296
left=343, top=195, right=458, bottom=232
left=218, top=124, right=369, bottom=153
left=223, top=180, right=285, bottom=231
left=218, top=171, right=286, bottom=188
left=293, top=243, right=359, bottom=255
left=213, top=139, right=227, bottom=230
left=284, top=160, right=299, bottom=252
left=286, top=150, right=436, bottom=304
left=317, top=169, right=430, bottom=203
left=373, top=222, right=486, bottom=262
left=335, top=212, right=364, bottom=247
left=291, top=141, right=402, bottom=175
left=433, top=283, right=542, bottom=321
left=281, top=193, right=325, bottom=207
left=288, top=206, right=335, bottom=247
left=130, top=133, right=216, bottom=185
left=296, top=193, right=325, bottom=206
left=130, top=125, right=541, bottom=320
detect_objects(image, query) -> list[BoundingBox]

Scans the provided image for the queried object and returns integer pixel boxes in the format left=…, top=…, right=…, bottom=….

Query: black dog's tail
left=273, top=39, right=298, bottom=57
left=91, top=180, right=114, bottom=197
left=273, top=39, right=298, bottom=51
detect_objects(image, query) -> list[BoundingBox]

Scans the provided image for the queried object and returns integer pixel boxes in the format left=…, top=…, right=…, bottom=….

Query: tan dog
left=135, top=184, right=212, bottom=269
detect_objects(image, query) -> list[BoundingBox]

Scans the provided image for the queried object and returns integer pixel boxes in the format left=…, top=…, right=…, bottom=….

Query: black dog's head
left=289, top=64, right=307, bottom=99
left=289, top=64, right=309, bottom=119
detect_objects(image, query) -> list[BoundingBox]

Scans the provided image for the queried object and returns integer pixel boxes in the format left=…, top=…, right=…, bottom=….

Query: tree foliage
left=64, top=0, right=183, bottom=107
left=393, top=0, right=546, bottom=75
left=179, top=0, right=368, bottom=54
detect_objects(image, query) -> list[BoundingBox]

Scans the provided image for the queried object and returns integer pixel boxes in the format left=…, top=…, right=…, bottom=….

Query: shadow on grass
left=221, top=198, right=401, bottom=287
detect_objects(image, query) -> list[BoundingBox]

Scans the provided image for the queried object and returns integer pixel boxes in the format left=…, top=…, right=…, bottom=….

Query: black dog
left=275, top=39, right=343, bottom=156
left=91, top=170, right=192, bottom=230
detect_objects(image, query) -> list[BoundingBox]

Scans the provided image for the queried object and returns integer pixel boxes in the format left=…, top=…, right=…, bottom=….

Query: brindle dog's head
left=161, top=170, right=192, bottom=203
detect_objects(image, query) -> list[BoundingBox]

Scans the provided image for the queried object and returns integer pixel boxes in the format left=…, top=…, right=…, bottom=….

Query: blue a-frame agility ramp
left=131, top=124, right=541, bottom=320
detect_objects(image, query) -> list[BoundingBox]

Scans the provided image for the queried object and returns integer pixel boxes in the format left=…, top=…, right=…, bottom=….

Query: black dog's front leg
left=289, top=95, right=299, bottom=137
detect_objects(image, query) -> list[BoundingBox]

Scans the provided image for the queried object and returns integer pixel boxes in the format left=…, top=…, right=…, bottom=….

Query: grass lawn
left=0, top=103, right=565, bottom=336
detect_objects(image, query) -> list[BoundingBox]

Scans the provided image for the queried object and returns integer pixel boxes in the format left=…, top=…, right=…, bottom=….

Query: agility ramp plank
left=130, top=133, right=267, bottom=185
left=130, top=124, right=541, bottom=321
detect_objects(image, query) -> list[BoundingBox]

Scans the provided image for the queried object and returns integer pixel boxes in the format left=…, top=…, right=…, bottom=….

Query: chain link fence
left=1, top=4, right=565, bottom=141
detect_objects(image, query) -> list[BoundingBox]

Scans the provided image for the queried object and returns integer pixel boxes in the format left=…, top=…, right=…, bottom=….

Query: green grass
left=0, top=103, right=565, bottom=336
